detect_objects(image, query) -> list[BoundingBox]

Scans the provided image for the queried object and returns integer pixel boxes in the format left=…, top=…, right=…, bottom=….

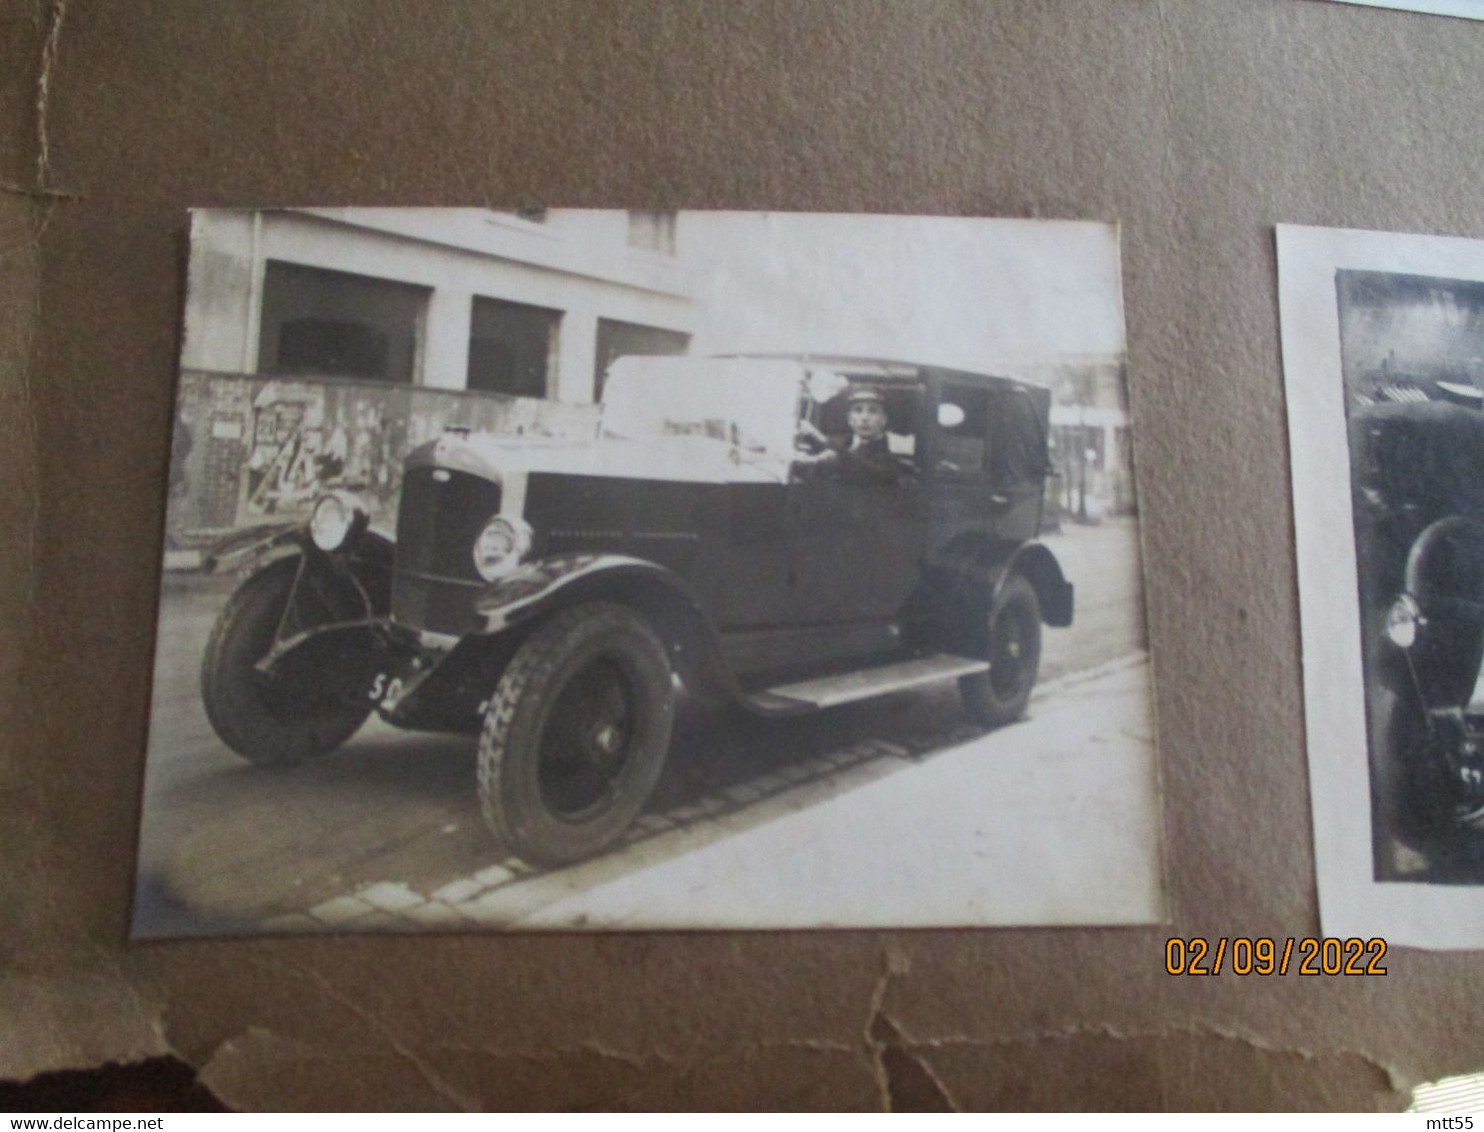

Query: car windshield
left=601, top=356, right=807, bottom=461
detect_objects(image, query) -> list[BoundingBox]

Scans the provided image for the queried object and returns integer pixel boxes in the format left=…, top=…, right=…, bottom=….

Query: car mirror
left=938, top=403, right=966, bottom=428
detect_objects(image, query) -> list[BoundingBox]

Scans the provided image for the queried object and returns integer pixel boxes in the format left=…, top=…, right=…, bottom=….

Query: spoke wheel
left=478, top=603, right=675, bottom=866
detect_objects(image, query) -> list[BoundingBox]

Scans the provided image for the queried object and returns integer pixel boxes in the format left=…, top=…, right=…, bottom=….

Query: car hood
left=408, top=432, right=790, bottom=485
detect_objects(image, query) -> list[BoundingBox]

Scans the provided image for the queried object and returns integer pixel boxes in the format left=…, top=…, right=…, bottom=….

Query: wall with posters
left=164, top=371, right=597, bottom=550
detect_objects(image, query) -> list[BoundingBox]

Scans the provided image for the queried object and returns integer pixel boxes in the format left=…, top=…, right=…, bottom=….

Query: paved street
left=132, top=517, right=1157, bottom=936
left=432, top=656, right=1157, bottom=930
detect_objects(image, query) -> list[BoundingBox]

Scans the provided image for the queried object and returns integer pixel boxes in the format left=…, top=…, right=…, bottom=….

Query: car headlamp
left=473, top=515, right=534, bottom=582
left=309, top=492, right=365, bottom=552
left=1384, top=594, right=1423, bottom=650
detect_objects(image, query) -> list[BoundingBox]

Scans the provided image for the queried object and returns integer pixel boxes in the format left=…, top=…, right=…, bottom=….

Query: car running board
left=745, top=654, right=990, bottom=714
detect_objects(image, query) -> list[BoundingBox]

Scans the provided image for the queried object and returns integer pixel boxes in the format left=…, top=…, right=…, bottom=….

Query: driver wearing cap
left=797, top=385, right=907, bottom=484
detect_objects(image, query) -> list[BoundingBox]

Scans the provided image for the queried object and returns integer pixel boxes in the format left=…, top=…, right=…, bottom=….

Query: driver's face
left=848, top=401, right=888, bottom=439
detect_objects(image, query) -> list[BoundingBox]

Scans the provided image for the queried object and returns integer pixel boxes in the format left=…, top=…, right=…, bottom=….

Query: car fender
left=995, top=541, right=1074, bottom=628
left=1380, top=515, right=1484, bottom=707
left=207, top=524, right=394, bottom=617
left=472, top=554, right=737, bottom=698
left=474, top=555, right=693, bottom=628
left=922, top=539, right=1073, bottom=630
left=1403, top=515, right=1484, bottom=598
left=202, top=523, right=304, bottom=574
left=374, top=556, right=741, bottom=735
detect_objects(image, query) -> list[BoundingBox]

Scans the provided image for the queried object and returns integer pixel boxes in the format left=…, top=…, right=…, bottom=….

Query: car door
left=788, top=388, right=929, bottom=624
left=927, top=379, right=1012, bottom=547
left=989, top=384, right=1052, bottom=542
left=710, top=481, right=795, bottom=630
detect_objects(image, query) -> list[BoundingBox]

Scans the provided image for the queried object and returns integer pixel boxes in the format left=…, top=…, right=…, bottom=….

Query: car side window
left=936, top=384, right=992, bottom=475
left=795, top=383, right=922, bottom=483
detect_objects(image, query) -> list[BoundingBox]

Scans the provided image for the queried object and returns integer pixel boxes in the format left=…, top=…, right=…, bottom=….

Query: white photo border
left=1330, top=0, right=1484, bottom=21
left=1279, top=223, right=1484, bottom=949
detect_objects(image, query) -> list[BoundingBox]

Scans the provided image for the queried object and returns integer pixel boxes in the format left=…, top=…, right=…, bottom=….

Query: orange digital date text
left=1164, top=936, right=1387, bottom=976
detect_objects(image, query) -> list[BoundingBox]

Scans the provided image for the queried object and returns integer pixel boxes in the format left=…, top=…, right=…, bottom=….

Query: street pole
left=1076, top=407, right=1089, bottom=524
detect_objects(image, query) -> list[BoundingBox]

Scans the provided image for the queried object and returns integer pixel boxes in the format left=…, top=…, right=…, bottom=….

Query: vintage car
left=201, top=355, right=1073, bottom=865
left=1354, top=390, right=1484, bottom=873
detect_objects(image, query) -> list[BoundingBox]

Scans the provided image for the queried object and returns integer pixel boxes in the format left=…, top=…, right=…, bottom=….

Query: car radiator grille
left=392, top=466, right=502, bottom=635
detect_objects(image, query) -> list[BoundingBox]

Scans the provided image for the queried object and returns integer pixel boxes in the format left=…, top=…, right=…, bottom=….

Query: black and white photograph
left=1281, top=223, right=1484, bottom=948
left=132, top=209, right=1160, bottom=936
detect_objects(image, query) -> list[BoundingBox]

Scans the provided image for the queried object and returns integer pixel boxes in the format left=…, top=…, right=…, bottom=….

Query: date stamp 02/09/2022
left=1164, top=938, right=1389, bottom=977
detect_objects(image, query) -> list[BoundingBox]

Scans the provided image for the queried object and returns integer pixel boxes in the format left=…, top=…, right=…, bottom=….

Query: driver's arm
left=794, top=418, right=830, bottom=455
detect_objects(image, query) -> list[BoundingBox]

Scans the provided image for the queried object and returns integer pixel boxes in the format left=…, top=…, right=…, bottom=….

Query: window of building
left=467, top=296, right=562, bottom=399
left=258, top=261, right=429, bottom=383
left=626, top=210, right=677, bottom=255
left=593, top=319, right=691, bottom=399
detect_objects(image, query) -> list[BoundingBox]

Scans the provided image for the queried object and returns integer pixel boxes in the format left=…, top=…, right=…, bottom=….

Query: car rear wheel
left=477, top=602, right=676, bottom=867
left=960, top=573, right=1042, bottom=727
left=200, top=556, right=373, bottom=765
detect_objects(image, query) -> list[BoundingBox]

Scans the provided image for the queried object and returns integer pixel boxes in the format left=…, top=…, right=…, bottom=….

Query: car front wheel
left=1371, top=687, right=1480, bottom=875
left=960, top=573, right=1042, bottom=728
left=477, top=602, right=676, bottom=867
left=200, top=556, right=373, bottom=765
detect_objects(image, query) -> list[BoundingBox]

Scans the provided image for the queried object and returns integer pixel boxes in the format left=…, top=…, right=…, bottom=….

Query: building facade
left=168, top=209, right=697, bottom=551
left=1026, top=357, right=1136, bottom=521
left=183, top=208, right=697, bottom=403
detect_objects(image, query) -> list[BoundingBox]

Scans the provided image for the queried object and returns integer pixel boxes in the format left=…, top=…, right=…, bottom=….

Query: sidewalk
left=265, top=654, right=1160, bottom=933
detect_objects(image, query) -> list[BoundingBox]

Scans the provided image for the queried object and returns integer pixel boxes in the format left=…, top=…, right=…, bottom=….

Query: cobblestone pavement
left=131, top=518, right=1152, bottom=937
